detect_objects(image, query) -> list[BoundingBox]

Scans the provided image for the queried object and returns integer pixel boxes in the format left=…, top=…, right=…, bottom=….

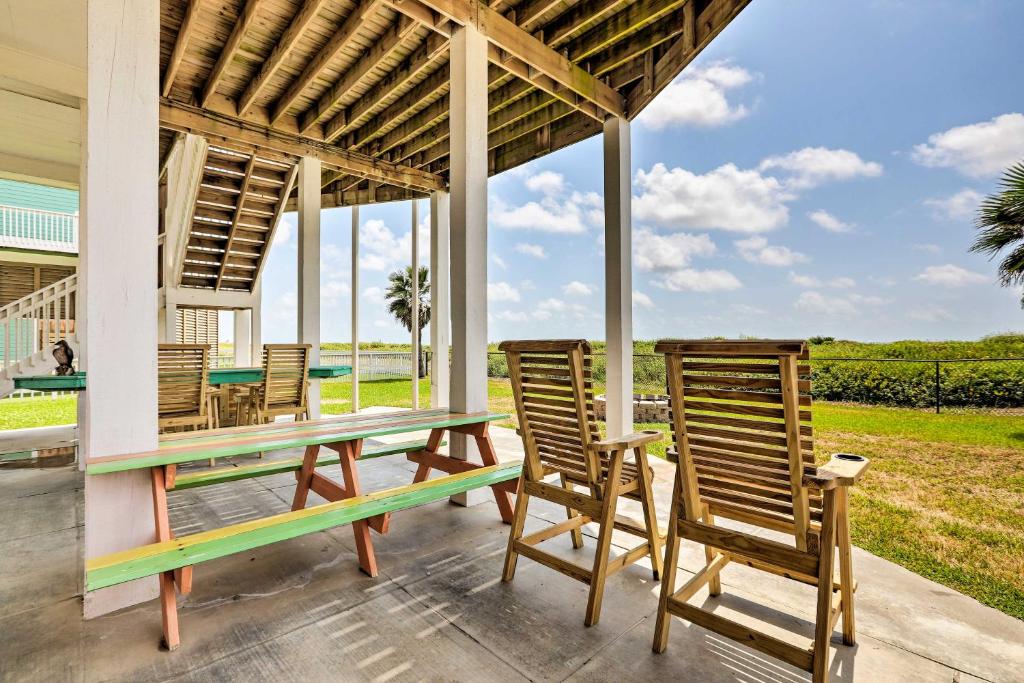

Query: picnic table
left=84, top=408, right=520, bottom=650
left=12, top=365, right=353, bottom=392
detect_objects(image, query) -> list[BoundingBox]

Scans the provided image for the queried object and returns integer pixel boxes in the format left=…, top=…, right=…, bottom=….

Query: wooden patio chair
left=157, top=343, right=211, bottom=433
left=651, top=340, right=869, bottom=683
left=499, top=339, right=664, bottom=626
left=238, top=344, right=311, bottom=427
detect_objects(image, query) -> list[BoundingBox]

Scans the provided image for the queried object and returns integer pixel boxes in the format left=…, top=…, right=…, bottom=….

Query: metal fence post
left=935, top=360, right=941, bottom=414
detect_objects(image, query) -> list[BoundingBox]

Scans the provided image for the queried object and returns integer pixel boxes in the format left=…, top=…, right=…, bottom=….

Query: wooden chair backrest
left=260, top=344, right=310, bottom=409
left=157, top=344, right=209, bottom=417
left=655, top=340, right=818, bottom=548
left=499, top=339, right=600, bottom=485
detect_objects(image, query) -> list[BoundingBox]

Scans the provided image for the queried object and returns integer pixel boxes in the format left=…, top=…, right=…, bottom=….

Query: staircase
left=178, top=145, right=296, bottom=291
left=0, top=274, right=77, bottom=398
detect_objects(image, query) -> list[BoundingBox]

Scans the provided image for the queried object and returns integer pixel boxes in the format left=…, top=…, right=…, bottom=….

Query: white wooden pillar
left=350, top=205, right=360, bottom=412
left=603, top=116, right=633, bottom=438
left=81, top=0, right=160, bottom=618
left=449, top=24, right=489, bottom=505
left=251, top=283, right=263, bottom=363
left=411, top=199, right=420, bottom=409
left=160, top=301, right=178, bottom=343
left=429, top=191, right=450, bottom=408
left=234, top=309, right=252, bottom=366
left=297, top=157, right=321, bottom=418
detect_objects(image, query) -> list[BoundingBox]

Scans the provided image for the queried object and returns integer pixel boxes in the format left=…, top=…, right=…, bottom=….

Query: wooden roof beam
left=201, top=0, right=263, bottom=108
left=160, top=99, right=446, bottom=192
left=297, top=15, right=421, bottom=135
left=238, top=0, right=331, bottom=117
left=344, top=65, right=451, bottom=150
left=163, top=0, right=201, bottom=98
left=270, top=0, right=386, bottom=127
left=567, top=0, right=687, bottom=63
left=384, top=0, right=624, bottom=119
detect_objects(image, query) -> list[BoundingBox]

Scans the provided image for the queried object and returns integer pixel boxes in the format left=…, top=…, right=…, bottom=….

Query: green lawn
left=2, top=385, right=1023, bottom=620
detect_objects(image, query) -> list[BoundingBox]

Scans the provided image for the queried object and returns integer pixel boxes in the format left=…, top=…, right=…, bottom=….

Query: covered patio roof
left=157, top=0, right=749, bottom=206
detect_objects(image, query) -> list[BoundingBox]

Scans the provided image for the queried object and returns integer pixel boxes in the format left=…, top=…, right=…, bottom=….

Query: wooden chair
left=499, top=339, right=664, bottom=626
left=651, top=340, right=869, bottom=683
left=238, top=344, right=311, bottom=427
left=157, top=344, right=212, bottom=433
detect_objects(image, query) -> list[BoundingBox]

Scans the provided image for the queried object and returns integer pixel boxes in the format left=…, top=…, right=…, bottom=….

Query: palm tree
left=972, top=162, right=1024, bottom=305
left=385, top=265, right=430, bottom=377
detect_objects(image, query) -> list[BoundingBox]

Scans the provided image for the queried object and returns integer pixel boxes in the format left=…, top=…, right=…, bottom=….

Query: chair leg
left=635, top=447, right=663, bottom=580
left=653, top=480, right=683, bottom=653
left=584, top=452, right=624, bottom=627
left=560, top=473, right=584, bottom=550
left=836, top=487, right=856, bottom=645
left=702, top=504, right=722, bottom=596
left=501, top=476, right=531, bottom=582
left=812, top=489, right=839, bottom=683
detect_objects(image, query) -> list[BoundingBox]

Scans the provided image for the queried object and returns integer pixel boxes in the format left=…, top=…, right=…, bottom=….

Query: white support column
left=351, top=205, right=360, bottom=412
left=234, top=309, right=252, bottom=366
left=603, top=116, right=633, bottom=439
left=449, top=24, right=489, bottom=506
left=161, top=133, right=206, bottom=343
left=251, top=283, right=263, bottom=363
left=297, top=156, right=321, bottom=419
left=429, top=191, right=450, bottom=408
left=81, top=0, right=160, bottom=618
left=159, top=300, right=178, bottom=343
left=411, top=199, right=420, bottom=409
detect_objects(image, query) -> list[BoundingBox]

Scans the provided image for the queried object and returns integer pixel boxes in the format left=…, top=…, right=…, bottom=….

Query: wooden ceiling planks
left=158, top=0, right=750, bottom=205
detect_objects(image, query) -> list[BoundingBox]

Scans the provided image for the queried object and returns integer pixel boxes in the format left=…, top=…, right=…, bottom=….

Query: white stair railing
left=0, top=273, right=78, bottom=376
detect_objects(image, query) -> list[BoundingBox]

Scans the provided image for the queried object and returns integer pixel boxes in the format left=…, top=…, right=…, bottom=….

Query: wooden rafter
left=252, top=163, right=299, bottom=284
left=384, top=0, right=625, bottom=119
left=162, top=0, right=201, bottom=97
left=215, top=154, right=257, bottom=290
left=160, top=99, right=446, bottom=192
left=270, top=0, right=385, bottom=127
left=201, top=0, right=263, bottom=108
left=238, top=0, right=331, bottom=117
left=297, top=15, right=420, bottom=134
left=344, top=64, right=451, bottom=149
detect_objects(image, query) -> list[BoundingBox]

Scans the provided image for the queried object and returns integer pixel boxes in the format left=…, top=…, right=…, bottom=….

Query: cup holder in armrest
left=835, top=453, right=866, bottom=462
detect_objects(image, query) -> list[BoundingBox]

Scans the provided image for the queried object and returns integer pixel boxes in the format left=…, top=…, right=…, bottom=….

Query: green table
left=12, top=365, right=352, bottom=392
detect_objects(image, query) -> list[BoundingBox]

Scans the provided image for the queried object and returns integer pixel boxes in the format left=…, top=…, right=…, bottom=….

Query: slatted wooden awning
left=158, top=0, right=750, bottom=207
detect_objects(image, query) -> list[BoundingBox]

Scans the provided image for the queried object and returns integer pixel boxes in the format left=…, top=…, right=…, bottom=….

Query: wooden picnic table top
left=13, top=365, right=352, bottom=392
left=86, top=408, right=509, bottom=475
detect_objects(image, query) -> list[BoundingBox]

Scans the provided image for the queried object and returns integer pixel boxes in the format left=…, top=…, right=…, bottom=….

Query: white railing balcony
left=0, top=205, right=79, bottom=253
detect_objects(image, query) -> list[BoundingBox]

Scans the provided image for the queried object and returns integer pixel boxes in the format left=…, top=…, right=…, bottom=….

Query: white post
left=297, top=156, right=321, bottom=419
left=430, top=191, right=450, bottom=408
left=411, top=199, right=420, bottom=410
left=603, top=116, right=633, bottom=439
left=449, top=24, right=489, bottom=506
left=234, top=309, right=252, bottom=366
left=350, top=205, right=360, bottom=412
left=251, top=282, right=262, bottom=363
left=81, top=0, right=160, bottom=617
left=160, top=300, right=178, bottom=343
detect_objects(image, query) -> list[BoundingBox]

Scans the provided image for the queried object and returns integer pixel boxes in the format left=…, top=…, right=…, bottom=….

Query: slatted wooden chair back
left=500, top=339, right=600, bottom=485
left=157, top=344, right=209, bottom=419
left=260, top=344, right=310, bottom=410
left=655, top=339, right=817, bottom=549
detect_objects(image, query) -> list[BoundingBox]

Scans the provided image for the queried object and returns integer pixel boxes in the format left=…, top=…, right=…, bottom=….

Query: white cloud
left=735, top=236, right=809, bottom=267
left=273, top=215, right=295, bottom=247
left=488, top=281, right=521, bottom=302
left=563, top=281, right=593, bottom=296
left=788, top=272, right=855, bottom=288
left=491, top=195, right=588, bottom=234
left=494, top=310, right=529, bottom=323
left=633, top=163, right=792, bottom=233
left=911, top=113, right=1024, bottom=177
left=795, top=291, right=885, bottom=316
left=634, top=229, right=717, bottom=271
left=788, top=272, right=821, bottom=288
left=492, top=254, right=508, bottom=270
left=913, top=264, right=988, bottom=287
left=515, top=243, right=547, bottom=259
left=638, top=61, right=754, bottom=130
left=924, top=188, right=983, bottom=221
left=913, top=243, right=942, bottom=254
left=362, top=286, right=384, bottom=303
left=909, top=306, right=955, bottom=323
left=633, top=291, right=654, bottom=309
left=808, top=209, right=853, bottom=233
left=653, top=269, right=742, bottom=292
left=759, top=147, right=883, bottom=190
left=357, top=219, right=428, bottom=272
left=831, top=276, right=857, bottom=289
left=525, top=171, right=565, bottom=195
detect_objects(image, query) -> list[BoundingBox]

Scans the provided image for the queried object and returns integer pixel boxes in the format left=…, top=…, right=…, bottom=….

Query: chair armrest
left=805, top=453, right=870, bottom=490
left=589, top=430, right=664, bottom=453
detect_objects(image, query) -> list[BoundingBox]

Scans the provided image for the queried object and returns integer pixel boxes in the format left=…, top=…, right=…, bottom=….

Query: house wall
left=0, top=178, right=78, bottom=213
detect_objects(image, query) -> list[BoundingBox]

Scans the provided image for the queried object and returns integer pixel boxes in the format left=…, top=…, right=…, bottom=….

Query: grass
left=2, top=382, right=1023, bottom=619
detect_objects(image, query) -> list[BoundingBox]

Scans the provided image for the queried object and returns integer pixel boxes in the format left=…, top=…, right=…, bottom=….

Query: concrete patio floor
left=1, top=420, right=1022, bottom=682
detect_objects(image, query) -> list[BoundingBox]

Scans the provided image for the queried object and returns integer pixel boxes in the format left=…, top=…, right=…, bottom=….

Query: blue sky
left=253, top=0, right=1024, bottom=345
